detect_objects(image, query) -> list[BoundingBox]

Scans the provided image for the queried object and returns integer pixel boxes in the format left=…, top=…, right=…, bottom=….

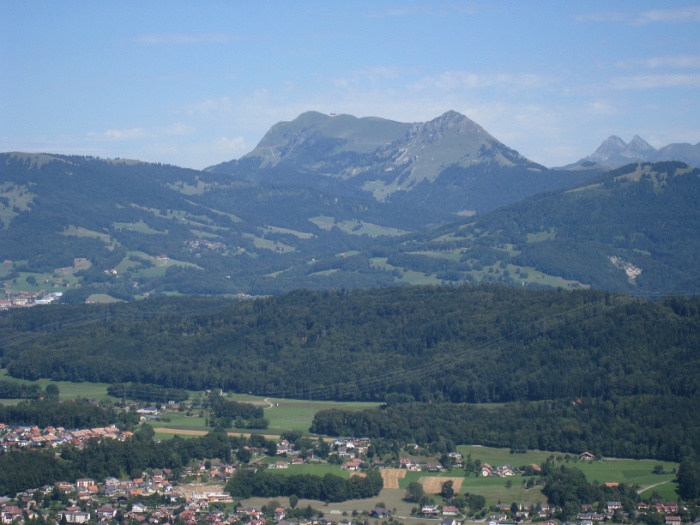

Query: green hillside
left=378, top=161, right=700, bottom=295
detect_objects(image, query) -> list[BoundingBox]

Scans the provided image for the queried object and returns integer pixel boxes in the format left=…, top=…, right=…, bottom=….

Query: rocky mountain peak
left=625, top=135, right=655, bottom=158
left=408, top=111, right=491, bottom=142
left=587, top=136, right=627, bottom=163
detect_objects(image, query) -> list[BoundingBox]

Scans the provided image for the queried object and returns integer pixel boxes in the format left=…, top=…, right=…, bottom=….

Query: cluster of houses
left=397, top=451, right=463, bottom=472
left=478, top=463, right=519, bottom=478
left=329, top=438, right=370, bottom=458
left=0, top=476, right=360, bottom=525
left=0, top=424, right=131, bottom=451
left=185, top=240, right=227, bottom=252
left=0, top=291, right=62, bottom=310
left=575, top=500, right=688, bottom=525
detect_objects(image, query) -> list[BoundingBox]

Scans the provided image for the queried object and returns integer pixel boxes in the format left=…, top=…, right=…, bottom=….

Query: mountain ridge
left=565, top=135, right=700, bottom=169
left=207, top=110, right=588, bottom=213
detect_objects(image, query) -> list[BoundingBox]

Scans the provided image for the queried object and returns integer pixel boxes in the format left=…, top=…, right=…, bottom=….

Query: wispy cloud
left=93, top=128, right=146, bottom=141
left=611, top=73, right=700, bottom=90
left=577, top=5, right=700, bottom=25
left=409, top=71, right=554, bottom=91
left=183, top=97, right=235, bottom=116
left=366, top=3, right=478, bottom=19
left=617, top=55, right=700, bottom=69
left=89, top=123, right=191, bottom=141
left=134, top=33, right=240, bottom=45
left=636, top=5, right=700, bottom=23
left=332, top=66, right=402, bottom=88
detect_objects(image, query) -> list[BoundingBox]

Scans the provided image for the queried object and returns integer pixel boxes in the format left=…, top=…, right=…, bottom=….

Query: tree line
left=207, top=395, right=268, bottom=429
left=225, top=468, right=383, bottom=502
left=310, top=394, right=700, bottom=462
left=0, top=398, right=138, bottom=429
left=0, top=379, right=58, bottom=400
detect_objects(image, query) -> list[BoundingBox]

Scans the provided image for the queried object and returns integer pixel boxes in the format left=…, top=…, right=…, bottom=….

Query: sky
left=1, top=1, right=699, bottom=170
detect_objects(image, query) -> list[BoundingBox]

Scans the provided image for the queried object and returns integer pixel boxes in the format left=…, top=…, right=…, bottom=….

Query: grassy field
left=458, top=445, right=678, bottom=500
left=154, top=395, right=381, bottom=436
left=112, top=219, right=166, bottom=234
left=0, top=369, right=117, bottom=402
left=261, top=398, right=381, bottom=433
left=0, top=370, right=377, bottom=437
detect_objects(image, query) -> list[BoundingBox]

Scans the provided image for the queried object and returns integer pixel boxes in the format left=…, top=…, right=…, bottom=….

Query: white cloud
left=577, top=5, right=700, bottom=25
left=636, top=6, right=700, bottom=24
left=134, top=33, right=240, bottom=45
left=332, top=66, right=402, bottom=88
left=89, top=123, right=192, bottom=141
left=611, top=73, right=700, bottom=89
left=409, top=71, right=554, bottom=91
left=183, top=97, right=235, bottom=116
left=366, top=3, right=478, bottom=19
left=92, top=128, right=146, bottom=141
left=617, top=55, right=700, bottom=69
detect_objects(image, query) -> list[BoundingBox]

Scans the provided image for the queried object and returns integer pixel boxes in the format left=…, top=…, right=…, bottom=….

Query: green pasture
left=86, top=293, right=124, bottom=303
left=155, top=411, right=209, bottom=431
left=0, top=369, right=116, bottom=402
left=308, top=215, right=335, bottom=231
left=62, top=225, right=113, bottom=244
left=638, top=480, right=679, bottom=500
left=459, top=445, right=679, bottom=497
left=243, top=233, right=296, bottom=253
left=190, top=229, right=222, bottom=239
left=575, top=457, right=677, bottom=484
left=265, top=225, right=315, bottom=240
left=149, top=393, right=380, bottom=436
left=261, top=463, right=352, bottom=478
left=398, top=270, right=442, bottom=285
left=333, top=219, right=407, bottom=237
left=259, top=397, right=381, bottom=434
left=113, top=219, right=166, bottom=235
left=459, top=445, right=569, bottom=467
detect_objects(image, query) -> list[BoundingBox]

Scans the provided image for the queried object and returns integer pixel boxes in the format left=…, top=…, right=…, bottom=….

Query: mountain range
left=1, top=111, right=699, bottom=300
left=207, top=111, right=595, bottom=216
left=565, top=135, right=700, bottom=169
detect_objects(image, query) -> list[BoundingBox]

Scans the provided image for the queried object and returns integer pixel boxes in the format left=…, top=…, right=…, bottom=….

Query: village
left=0, top=423, right=693, bottom=525
left=0, top=291, right=62, bottom=310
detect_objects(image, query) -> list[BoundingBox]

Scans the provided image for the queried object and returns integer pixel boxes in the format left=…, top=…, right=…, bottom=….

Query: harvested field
left=153, top=428, right=283, bottom=440
left=420, top=476, right=464, bottom=494
left=380, top=468, right=406, bottom=489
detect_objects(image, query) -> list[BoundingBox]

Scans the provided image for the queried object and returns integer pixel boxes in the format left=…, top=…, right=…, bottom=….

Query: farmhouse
left=442, top=505, right=459, bottom=516
left=370, top=508, right=391, bottom=519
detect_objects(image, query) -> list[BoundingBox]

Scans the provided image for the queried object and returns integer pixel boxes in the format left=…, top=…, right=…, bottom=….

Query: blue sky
left=1, top=1, right=699, bottom=169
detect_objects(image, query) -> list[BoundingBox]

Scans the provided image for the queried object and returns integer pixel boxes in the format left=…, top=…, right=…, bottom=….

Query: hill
left=376, top=161, right=700, bottom=295
left=0, top=152, right=435, bottom=298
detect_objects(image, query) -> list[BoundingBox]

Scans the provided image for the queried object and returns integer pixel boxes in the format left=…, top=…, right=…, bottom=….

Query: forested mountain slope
left=383, top=162, right=700, bottom=294
left=1, top=285, right=698, bottom=403
left=1, top=156, right=697, bottom=298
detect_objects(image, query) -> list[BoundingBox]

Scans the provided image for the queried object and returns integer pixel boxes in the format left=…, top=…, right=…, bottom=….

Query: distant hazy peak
left=587, top=135, right=657, bottom=164
left=628, top=135, right=655, bottom=154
